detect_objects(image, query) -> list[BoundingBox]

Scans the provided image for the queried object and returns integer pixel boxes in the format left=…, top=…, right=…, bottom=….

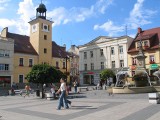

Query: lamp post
left=64, top=55, right=70, bottom=81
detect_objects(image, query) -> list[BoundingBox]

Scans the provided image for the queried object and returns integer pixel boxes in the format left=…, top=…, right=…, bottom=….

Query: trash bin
left=36, top=90, right=40, bottom=97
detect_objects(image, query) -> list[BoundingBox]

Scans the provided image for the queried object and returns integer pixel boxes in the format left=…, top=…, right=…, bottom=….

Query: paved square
left=0, top=90, right=160, bottom=120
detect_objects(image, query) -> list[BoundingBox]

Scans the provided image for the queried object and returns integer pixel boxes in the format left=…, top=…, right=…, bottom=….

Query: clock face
left=43, top=24, right=49, bottom=32
left=32, top=24, right=37, bottom=33
left=44, top=25, right=47, bottom=30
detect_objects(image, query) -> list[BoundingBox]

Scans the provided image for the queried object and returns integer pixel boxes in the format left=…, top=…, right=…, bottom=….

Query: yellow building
left=128, top=27, right=160, bottom=76
left=0, top=3, right=71, bottom=84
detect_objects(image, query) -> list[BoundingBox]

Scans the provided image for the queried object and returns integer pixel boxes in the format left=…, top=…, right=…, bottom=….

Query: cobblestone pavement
left=0, top=90, right=160, bottom=120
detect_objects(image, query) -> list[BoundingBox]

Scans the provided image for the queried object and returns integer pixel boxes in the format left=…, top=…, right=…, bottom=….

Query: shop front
left=0, top=76, right=11, bottom=87
left=150, top=64, right=159, bottom=75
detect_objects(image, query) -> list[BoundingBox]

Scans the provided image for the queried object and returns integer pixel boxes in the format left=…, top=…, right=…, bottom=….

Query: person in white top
left=56, top=78, right=69, bottom=110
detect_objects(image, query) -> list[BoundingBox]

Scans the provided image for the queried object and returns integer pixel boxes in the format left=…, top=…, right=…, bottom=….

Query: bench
left=14, top=90, right=21, bottom=94
left=78, top=87, right=88, bottom=92
left=148, top=93, right=160, bottom=104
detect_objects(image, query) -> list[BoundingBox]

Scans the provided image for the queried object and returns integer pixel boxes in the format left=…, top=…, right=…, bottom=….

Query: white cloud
left=1, top=0, right=113, bottom=35
left=47, top=0, right=113, bottom=27
left=94, top=0, right=113, bottom=14
left=126, top=0, right=157, bottom=29
left=94, top=20, right=124, bottom=36
left=94, top=0, right=157, bottom=36
left=0, top=19, right=16, bottom=28
left=0, top=0, right=10, bottom=11
left=17, top=0, right=35, bottom=35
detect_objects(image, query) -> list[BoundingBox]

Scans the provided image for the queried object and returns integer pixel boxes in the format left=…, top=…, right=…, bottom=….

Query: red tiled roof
left=52, top=41, right=71, bottom=58
left=7, top=32, right=38, bottom=55
left=128, top=27, right=160, bottom=53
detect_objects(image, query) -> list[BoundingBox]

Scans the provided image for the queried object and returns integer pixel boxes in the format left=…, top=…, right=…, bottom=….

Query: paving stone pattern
left=0, top=90, right=160, bottom=120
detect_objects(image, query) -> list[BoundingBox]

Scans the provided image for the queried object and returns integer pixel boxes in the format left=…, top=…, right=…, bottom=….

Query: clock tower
left=29, top=3, right=53, bottom=64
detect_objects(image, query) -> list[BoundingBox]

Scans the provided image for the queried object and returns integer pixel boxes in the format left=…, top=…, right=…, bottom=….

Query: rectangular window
left=29, top=59, right=33, bottom=67
left=19, top=58, right=24, bottom=66
left=111, top=47, right=114, bottom=55
left=132, top=57, right=137, bottom=65
left=63, top=62, right=65, bottom=69
left=0, top=64, right=9, bottom=71
left=56, top=61, right=59, bottom=68
left=144, top=41, right=149, bottom=46
left=100, top=49, right=104, bottom=56
left=101, top=62, right=104, bottom=69
left=90, top=51, right=93, bottom=58
left=120, top=60, right=124, bottom=67
left=19, top=75, right=24, bottom=83
left=0, top=49, right=9, bottom=57
left=84, top=64, right=87, bottom=71
left=44, top=35, right=47, bottom=40
left=119, top=46, right=123, bottom=54
left=84, top=52, right=87, bottom=59
left=112, top=61, right=115, bottom=68
left=150, top=55, right=155, bottom=64
left=91, top=63, right=94, bottom=70
left=44, top=48, right=47, bottom=53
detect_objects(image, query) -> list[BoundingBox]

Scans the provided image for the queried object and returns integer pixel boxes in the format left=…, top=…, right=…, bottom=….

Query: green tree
left=26, top=64, right=65, bottom=98
left=100, top=69, right=115, bottom=81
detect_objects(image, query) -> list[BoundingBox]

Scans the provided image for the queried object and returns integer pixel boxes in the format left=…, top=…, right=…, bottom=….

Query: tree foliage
left=25, top=64, right=65, bottom=98
left=100, top=69, right=115, bottom=81
left=26, top=64, right=62, bottom=84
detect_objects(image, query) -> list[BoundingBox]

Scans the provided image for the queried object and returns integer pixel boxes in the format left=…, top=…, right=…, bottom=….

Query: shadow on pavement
left=71, top=105, right=97, bottom=110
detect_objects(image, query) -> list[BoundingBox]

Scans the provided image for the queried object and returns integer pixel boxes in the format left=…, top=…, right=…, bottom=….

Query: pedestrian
left=73, top=80, right=78, bottom=93
left=24, top=84, right=30, bottom=98
left=50, top=84, right=55, bottom=98
left=66, top=83, right=72, bottom=106
left=56, top=78, right=69, bottom=110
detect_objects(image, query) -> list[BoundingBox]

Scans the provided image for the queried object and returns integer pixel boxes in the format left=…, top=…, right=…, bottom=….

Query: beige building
left=0, top=3, right=72, bottom=84
left=0, top=36, right=14, bottom=86
left=128, top=27, right=160, bottom=76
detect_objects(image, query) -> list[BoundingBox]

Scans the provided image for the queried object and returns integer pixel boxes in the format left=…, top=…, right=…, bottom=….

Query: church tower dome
left=36, top=3, right=47, bottom=19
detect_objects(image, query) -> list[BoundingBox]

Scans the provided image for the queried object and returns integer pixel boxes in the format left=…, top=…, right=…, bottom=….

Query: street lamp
left=64, top=55, right=70, bottom=81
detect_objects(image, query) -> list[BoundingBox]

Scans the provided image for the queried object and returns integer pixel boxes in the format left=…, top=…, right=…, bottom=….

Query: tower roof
left=36, top=3, right=47, bottom=13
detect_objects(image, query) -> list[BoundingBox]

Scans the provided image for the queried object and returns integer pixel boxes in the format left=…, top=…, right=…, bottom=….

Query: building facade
left=0, top=3, right=72, bottom=84
left=79, top=36, right=133, bottom=85
left=0, top=36, right=14, bottom=86
left=68, top=45, right=79, bottom=83
left=128, top=27, right=160, bottom=76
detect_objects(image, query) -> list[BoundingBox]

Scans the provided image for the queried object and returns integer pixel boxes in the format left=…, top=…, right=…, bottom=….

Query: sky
left=0, top=0, right=160, bottom=50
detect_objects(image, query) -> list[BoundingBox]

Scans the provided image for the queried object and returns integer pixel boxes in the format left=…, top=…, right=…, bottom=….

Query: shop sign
left=84, top=72, right=94, bottom=75
left=150, top=64, right=159, bottom=69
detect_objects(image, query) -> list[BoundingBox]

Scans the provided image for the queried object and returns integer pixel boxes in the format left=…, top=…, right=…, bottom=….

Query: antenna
left=125, top=25, right=128, bottom=36
left=41, top=0, right=42, bottom=3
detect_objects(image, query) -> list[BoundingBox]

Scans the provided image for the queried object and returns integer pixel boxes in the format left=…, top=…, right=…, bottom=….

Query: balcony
left=143, top=45, right=149, bottom=49
left=19, top=64, right=24, bottom=66
left=56, top=66, right=60, bottom=69
left=149, top=61, right=155, bottom=64
left=29, top=65, right=33, bottom=67
left=132, top=63, right=137, bottom=65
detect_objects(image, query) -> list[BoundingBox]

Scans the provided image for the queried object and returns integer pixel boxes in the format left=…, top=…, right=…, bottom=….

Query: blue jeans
left=57, top=90, right=69, bottom=109
left=74, top=86, right=77, bottom=93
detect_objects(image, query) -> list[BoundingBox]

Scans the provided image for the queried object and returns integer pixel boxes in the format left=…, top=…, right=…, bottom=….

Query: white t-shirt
left=60, top=83, right=66, bottom=91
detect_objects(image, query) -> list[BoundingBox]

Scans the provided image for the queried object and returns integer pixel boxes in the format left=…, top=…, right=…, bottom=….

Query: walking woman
left=56, top=78, right=69, bottom=110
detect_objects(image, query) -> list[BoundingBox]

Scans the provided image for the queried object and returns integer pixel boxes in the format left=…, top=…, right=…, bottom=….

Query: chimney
left=138, top=27, right=142, bottom=33
left=71, top=45, right=75, bottom=50
left=63, top=44, right=66, bottom=51
left=1, top=27, right=8, bottom=37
